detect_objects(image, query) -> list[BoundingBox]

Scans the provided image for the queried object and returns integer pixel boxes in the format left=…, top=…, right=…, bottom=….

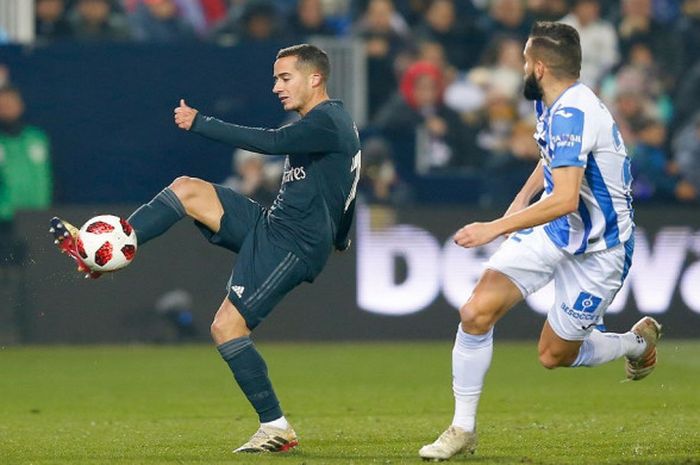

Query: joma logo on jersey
left=282, top=167, right=306, bottom=183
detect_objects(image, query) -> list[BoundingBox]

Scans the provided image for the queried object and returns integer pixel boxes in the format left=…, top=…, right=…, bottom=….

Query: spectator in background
left=442, top=35, right=523, bottom=117
left=617, top=0, right=683, bottom=83
left=357, top=136, right=412, bottom=205
left=353, top=0, right=410, bottom=118
left=654, top=0, right=682, bottom=24
left=197, top=0, right=229, bottom=30
left=414, top=0, right=484, bottom=70
left=0, top=85, right=53, bottom=231
left=394, top=0, right=432, bottom=27
left=671, top=60, right=700, bottom=136
left=676, top=0, right=700, bottom=70
left=69, top=0, right=132, bottom=41
left=473, top=93, right=518, bottom=158
left=124, top=0, right=227, bottom=36
left=129, top=0, right=197, bottom=42
left=373, top=61, right=480, bottom=174
left=237, top=0, right=285, bottom=42
left=480, top=0, right=532, bottom=41
left=482, top=118, right=539, bottom=206
left=560, top=0, right=619, bottom=88
left=601, top=40, right=673, bottom=139
left=444, top=35, right=523, bottom=157
left=288, top=0, right=336, bottom=40
left=526, top=0, right=569, bottom=21
left=221, top=148, right=281, bottom=207
left=210, top=0, right=285, bottom=46
left=469, top=34, right=524, bottom=101
left=35, top=0, right=72, bottom=44
left=629, top=117, right=694, bottom=202
left=0, top=84, right=49, bottom=344
left=415, top=39, right=457, bottom=84
left=611, top=89, right=653, bottom=144
left=170, top=0, right=206, bottom=36
left=672, top=113, right=700, bottom=202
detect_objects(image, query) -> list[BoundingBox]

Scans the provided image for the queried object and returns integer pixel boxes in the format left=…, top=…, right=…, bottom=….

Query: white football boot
left=419, top=425, right=477, bottom=461
left=625, top=316, right=662, bottom=381
left=234, top=424, right=298, bottom=453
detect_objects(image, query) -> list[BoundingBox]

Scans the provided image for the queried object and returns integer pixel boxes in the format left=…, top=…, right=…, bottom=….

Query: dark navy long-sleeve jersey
left=191, top=99, right=361, bottom=277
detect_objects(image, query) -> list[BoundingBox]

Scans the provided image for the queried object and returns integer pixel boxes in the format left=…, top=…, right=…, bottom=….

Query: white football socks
left=451, top=324, right=493, bottom=433
left=571, top=329, right=647, bottom=367
left=261, top=415, right=289, bottom=430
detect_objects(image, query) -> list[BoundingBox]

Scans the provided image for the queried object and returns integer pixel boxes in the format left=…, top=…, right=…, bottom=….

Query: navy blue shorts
left=195, top=184, right=309, bottom=330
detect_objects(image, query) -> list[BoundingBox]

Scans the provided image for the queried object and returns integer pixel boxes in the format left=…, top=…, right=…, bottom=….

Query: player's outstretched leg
left=625, top=317, right=662, bottom=381
left=49, top=183, right=185, bottom=278
left=126, top=185, right=187, bottom=246
left=50, top=178, right=217, bottom=278
left=49, top=217, right=102, bottom=279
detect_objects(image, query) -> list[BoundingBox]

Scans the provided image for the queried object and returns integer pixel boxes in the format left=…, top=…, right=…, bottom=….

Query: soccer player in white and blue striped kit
left=419, top=22, right=662, bottom=461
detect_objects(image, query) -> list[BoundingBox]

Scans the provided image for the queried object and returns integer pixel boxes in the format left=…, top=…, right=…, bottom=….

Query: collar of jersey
left=545, top=81, right=582, bottom=113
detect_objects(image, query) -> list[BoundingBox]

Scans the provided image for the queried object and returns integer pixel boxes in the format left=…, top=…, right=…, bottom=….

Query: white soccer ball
left=77, top=214, right=138, bottom=272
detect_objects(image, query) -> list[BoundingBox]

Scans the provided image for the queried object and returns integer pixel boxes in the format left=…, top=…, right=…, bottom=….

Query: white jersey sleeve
left=549, top=106, right=593, bottom=168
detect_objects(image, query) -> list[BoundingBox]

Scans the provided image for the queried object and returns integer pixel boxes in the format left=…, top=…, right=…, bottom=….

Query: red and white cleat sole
left=49, top=217, right=102, bottom=279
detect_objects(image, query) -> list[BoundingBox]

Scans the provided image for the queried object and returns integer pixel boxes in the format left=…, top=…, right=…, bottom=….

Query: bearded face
left=523, top=70, right=544, bottom=101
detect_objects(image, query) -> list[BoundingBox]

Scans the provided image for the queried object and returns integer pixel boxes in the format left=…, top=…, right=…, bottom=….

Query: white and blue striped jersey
left=534, top=82, right=634, bottom=254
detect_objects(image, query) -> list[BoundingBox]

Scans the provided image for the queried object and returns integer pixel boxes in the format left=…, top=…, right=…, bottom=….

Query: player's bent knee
left=538, top=352, right=561, bottom=369
left=538, top=348, right=574, bottom=369
left=169, top=175, right=193, bottom=191
left=459, top=303, right=495, bottom=334
left=210, top=318, right=249, bottom=344
left=169, top=176, right=205, bottom=202
left=210, top=302, right=251, bottom=344
left=460, top=310, right=495, bottom=334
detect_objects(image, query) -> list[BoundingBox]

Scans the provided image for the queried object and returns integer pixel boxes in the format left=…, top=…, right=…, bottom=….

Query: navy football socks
left=127, top=187, right=186, bottom=246
left=217, top=336, right=283, bottom=423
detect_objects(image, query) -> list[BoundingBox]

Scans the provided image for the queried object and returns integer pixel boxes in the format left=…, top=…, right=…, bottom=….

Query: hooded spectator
left=373, top=61, right=480, bottom=173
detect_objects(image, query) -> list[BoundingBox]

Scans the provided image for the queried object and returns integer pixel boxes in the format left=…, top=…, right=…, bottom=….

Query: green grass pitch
left=1, top=341, right=698, bottom=465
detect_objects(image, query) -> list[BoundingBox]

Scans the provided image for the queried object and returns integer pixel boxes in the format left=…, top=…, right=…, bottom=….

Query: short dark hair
left=276, top=44, right=330, bottom=82
left=528, top=21, right=581, bottom=79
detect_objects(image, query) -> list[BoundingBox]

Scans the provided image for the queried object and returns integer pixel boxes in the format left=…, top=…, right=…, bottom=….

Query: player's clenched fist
left=174, top=99, right=198, bottom=131
left=454, top=221, right=499, bottom=248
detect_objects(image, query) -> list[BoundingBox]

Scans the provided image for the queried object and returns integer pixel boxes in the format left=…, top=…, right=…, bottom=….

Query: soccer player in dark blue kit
left=50, top=44, right=361, bottom=453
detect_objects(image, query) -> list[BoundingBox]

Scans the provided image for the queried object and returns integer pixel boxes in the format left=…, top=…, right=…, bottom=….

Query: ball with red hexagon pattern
left=78, top=215, right=138, bottom=272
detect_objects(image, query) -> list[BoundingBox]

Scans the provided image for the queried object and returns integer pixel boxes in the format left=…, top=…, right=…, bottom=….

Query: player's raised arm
left=188, top=111, right=339, bottom=156
left=178, top=41, right=339, bottom=157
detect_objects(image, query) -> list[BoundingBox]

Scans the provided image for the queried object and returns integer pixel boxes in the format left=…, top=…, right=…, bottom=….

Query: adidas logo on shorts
left=231, top=285, right=245, bottom=298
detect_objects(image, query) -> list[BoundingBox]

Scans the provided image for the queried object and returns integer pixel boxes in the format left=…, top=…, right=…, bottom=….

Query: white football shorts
left=485, top=225, right=632, bottom=341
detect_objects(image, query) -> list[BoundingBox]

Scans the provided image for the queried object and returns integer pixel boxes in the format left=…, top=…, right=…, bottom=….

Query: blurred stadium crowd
left=1, top=0, right=700, bottom=223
